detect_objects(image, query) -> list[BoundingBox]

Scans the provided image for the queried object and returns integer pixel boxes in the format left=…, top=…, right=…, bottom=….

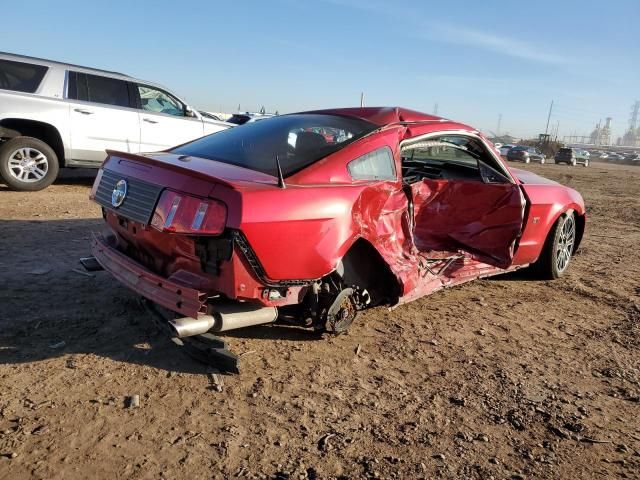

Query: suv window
left=348, top=147, right=396, bottom=181
left=0, top=59, right=48, bottom=93
left=137, top=85, right=185, bottom=117
left=68, top=71, right=131, bottom=108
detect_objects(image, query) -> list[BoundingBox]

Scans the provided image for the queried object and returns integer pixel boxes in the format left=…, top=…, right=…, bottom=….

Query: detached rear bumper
left=91, top=234, right=206, bottom=318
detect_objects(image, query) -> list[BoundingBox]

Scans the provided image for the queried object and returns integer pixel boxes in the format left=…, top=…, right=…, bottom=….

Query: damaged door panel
left=410, top=179, right=524, bottom=268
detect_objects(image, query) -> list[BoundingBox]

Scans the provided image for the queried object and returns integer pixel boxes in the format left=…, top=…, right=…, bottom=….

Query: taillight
left=151, top=190, right=226, bottom=235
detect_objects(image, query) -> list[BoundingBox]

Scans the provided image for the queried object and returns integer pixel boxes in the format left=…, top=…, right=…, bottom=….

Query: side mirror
left=185, top=107, right=197, bottom=118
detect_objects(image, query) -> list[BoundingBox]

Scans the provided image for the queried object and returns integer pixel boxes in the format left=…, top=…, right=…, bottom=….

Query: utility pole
left=360, top=92, right=364, bottom=108
left=554, top=120, right=560, bottom=141
left=433, top=103, right=439, bottom=115
left=497, top=114, right=502, bottom=136
left=545, top=100, right=554, bottom=135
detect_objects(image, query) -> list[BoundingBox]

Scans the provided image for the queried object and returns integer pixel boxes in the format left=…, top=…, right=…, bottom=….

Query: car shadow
left=0, top=167, right=96, bottom=191
left=0, top=217, right=323, bottom=375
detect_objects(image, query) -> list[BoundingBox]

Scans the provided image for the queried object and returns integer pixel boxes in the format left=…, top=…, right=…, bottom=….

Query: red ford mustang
left=89, top=107, right=585, bottom=346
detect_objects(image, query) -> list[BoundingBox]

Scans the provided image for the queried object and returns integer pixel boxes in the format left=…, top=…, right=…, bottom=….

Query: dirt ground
left=0, top=161, right=639, bottom=480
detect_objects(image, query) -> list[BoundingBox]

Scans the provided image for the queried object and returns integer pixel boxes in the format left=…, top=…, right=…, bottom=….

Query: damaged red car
left=88, top=107, right=585, bottom=355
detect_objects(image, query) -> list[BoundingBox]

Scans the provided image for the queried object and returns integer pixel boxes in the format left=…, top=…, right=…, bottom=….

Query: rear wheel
left=0, top=137, right=59, bottom=191
left=531, top=212, right=576, bottom=279
left=540, top=157, right=546, bottom=164
left=524, top=157, right=530, bottom=164
left=570, top=158, right=577, bottom=166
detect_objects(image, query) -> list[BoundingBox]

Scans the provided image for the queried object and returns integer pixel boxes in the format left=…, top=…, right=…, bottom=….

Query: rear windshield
left=559, top=148, right=573, bottom=153
left=172, top=114, right=377, bottom=177
left=0, top=59, right=48, bottom=93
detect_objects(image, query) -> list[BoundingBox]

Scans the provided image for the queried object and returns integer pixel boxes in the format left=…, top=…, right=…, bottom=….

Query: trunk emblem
left=112, top=179, right=128, bottom=208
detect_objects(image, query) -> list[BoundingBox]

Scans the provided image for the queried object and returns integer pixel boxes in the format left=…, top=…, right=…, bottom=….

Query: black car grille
left=94, top=169, right=163, bottom=224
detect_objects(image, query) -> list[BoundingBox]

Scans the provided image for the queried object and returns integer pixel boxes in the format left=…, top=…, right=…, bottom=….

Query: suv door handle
left=143, top=118, right=159, bottom=124
left=74, top=108, right=94, bottom=115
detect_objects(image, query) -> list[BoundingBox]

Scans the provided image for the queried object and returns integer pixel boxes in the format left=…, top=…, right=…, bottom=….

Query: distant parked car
left=507, top=146, right=546, bottom=164
left=499, top=144, right=515, bottom=156
left=554, top=148, right=589, bottom=167
left=226, top=112, right=276, bottom=125
left=624, top=153, right=640, bottom=161
left=0, top=51, right=231, bottom=191
left=607, top=153, right=625, bottom=161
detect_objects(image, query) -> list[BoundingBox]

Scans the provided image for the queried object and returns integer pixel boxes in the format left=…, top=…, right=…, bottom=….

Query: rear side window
left=68, top=71, right=131, bottom=108
left=348, top=147, right=396, bottom=181
left=0, top=59, right=48, bottom=93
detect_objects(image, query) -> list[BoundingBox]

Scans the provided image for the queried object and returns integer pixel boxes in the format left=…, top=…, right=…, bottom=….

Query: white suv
left=0, top=52, right=231, bottom=191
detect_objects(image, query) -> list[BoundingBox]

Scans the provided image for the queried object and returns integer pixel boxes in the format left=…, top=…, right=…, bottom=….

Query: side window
left=67, top=71, right=130, bottom=107
left=348, top=146, right=396, bottom=181
left=408, top=137, right=479, bottom=168
left=137, top=85, right=185, bottom=117
left=401, top=135, right=511, bottom=184
left=0, top=59, right=48, bottom=93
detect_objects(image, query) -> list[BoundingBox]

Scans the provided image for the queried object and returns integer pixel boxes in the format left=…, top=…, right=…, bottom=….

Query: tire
left=530, top=212, right=576, bottom=280
left=0, top=136, right=59, bottom=191
left=570, top=158, right=577, bottom=167
left=524, top=157, right=530, bottom=164
left=584, top=159, right=589, bottom=167
left=540, top=157, right=546, bottom=164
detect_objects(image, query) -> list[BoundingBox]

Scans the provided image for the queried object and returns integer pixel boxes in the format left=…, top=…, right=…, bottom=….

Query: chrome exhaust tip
left=168, top=304, right=278, bottom=338
left=168, top=315, right=216, bottom=338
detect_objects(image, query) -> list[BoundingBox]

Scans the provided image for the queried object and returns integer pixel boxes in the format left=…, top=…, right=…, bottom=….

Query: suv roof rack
left=0, top=51, right=130, bottom=78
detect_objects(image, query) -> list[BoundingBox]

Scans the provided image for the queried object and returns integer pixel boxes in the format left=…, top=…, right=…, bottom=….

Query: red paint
left=91, top=107, right=585, bottom=317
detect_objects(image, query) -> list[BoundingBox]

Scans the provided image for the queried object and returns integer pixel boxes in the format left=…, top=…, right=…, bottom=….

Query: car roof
left=0, top=51, right=174, bottom=93
left=297, top=107, right=471, bottom=129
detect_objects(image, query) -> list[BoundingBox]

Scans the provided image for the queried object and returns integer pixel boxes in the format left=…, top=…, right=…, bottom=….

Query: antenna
left=275, top=155, right=286, bottom=189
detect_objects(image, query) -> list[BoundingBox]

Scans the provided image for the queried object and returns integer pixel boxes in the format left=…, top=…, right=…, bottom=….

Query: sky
left=2, top=0, right=638, bottom=140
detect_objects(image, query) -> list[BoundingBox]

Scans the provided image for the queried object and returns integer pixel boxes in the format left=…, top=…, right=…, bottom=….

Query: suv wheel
left=524, top=157, right=530, bottom=164
left=0, top=137, right=59, bottom=191
left=570, top=158, right=577, bottom=166
left=584, top=159, right=589, bottom=167
left=540, top=157, right=546, bottom=164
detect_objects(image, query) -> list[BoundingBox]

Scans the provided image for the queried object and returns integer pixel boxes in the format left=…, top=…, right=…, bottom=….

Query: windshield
left=172, top=114, right=377, bottom=177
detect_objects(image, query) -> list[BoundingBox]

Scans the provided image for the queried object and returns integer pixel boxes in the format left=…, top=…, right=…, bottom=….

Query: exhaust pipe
left=168, top=303, right=278, bottom=338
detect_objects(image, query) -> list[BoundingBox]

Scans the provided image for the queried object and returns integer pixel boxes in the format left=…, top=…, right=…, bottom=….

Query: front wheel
left=571, top=158, right=577, bottom=166
left=524, top=157, right=530, bottom=164
left=0, top=137, right=59, bottom=191
left=584, top=159, right=589, bottom=167
left=531, top=212, right=576, bottom=279
left=540, top=157, right=546, bottom=164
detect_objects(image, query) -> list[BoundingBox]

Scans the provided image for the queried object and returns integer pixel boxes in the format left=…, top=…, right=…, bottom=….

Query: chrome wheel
left=556, top=215, right=575, bottom=273
left=7, top=147, right=49, bottom=183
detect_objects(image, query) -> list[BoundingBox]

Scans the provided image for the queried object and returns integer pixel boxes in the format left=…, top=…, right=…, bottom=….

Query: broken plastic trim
left=140, top=298, right=240, bottom=373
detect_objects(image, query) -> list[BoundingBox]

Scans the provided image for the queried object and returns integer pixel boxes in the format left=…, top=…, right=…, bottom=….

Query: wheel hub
left=326, top=288, right=358, bottom=334
left=556, top=216, right=575, bottom=273
left=8, top=148, right=48, bottom=183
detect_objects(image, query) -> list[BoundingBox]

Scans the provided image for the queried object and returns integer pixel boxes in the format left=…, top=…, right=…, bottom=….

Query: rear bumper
left=91, top=234, right=206, bottom=318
